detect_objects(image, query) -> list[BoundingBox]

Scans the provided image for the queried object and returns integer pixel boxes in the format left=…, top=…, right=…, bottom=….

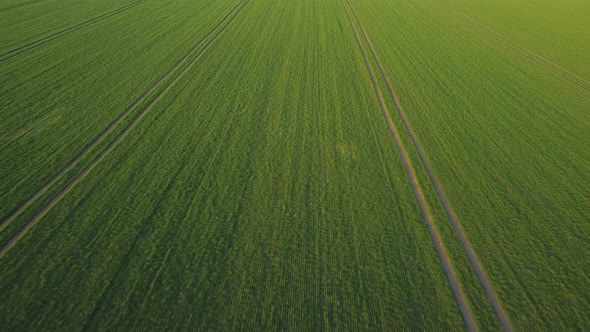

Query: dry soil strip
left=0, top=0, right=248, bottom=235
left=0, top=0, right=146, bottom=64
left=433, top=0, right=590, bottom=92
left=342, top=2, right=477, bottom=331
left=346, top=2, right=513, bottom=331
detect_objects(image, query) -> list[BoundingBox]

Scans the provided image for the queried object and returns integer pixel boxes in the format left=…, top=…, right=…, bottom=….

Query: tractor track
left=433, top=0, right=590, bottom=93
left=0, top=0, right=251, bottom=256
left=0, top=0, right=247, bottom=234
left=0, top=0, right=45, bottom=12
left=346, top=1, right=513, bottom=331
left=342, top=1, right=477, bottom=331
left=0, top=0, right=146, bottom=64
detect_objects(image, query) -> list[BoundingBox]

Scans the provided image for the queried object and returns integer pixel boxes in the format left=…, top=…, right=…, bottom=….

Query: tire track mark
left=342, top=1, right=477, bottom=330
left=0, top=0, right=146, bottom=64
left=432, top=0, right=590, bottom=92
left=0, top=0, right=247, bottom=234
left=0, top=0, right=251, bottom=256
left=0, top=0, right=45, bottom=12
left=346, top=1, right=513, bottom=331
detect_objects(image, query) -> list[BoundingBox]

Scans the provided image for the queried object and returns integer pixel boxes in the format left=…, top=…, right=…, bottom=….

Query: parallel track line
left=342, top=1, right=477, bottom=330
left=433, top=0, right=590, bottom=92
left=347, top=1, right=513, bottom=330
left=0, top=0, right=45, bottom=12
left=0, top=0, right=146, bottom=64
left=0, top=0, right=247, bottom=234
left=0, top=0, right=250, bottom=256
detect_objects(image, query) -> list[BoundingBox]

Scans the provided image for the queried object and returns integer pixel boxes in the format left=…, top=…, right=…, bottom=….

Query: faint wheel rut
left=0, top=0, right=251, bottom=256
left=0, top=0, right=147, bottom=64
left=346, top=1, right=513, bottom=331
left=432, top=0, right=590, bottom=93
left=0, top=0, right=45, bottom=12
left=0, top=0, right=247, bottom=234
left=342, top=1, right=477, bottom=331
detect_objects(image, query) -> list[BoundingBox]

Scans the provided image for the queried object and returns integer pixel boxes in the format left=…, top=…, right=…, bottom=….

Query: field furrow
left=0, top=0, right=252, bottom=256
left=0, top=0, right=45, bottom=12
left=1, top=0, right=588, bottom=329
left=431, top=0, right=590, bottom=92
left=342, top=0, right=477, bottom=330
left=0, top=0, right=471, bottom=329
left=346, top=2, right=513, bottom=330
left=0, top=0, right=242, bottom=223
left=0, top=0, right=248, bottom=240
left=439, top=0, right=590, bottom=79
left=351, top=0, right=590, bottom=329
left=0, top=0, right=147, bottom=64
left=0, top=0, right=143, bottom=54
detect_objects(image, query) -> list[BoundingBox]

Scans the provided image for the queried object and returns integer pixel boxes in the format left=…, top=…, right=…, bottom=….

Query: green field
left=1, top=0, right=588, bottom=330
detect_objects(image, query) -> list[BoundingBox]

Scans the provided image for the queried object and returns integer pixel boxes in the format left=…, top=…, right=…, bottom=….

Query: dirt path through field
left=346, top=2, right=513, bottom=331
left=342, top=1, right=477, bottom=331
left=0, top=0, right=251, bottom=256
left=0, top=0, right=146, bottom=64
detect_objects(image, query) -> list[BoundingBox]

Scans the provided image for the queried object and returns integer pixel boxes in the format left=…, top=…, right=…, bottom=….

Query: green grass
left=0, top=0, right=241, bottom=219
left=1, top=0, right=589, bottom=330
left=441, top=0, right=590, bottom=79
left=353, top=0, right=590, bottom=329
left=0, top=0, right=141, bottom=54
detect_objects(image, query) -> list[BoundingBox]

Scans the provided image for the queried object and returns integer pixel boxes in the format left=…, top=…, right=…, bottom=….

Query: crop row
left=1, top=0, right=469, bottom=329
